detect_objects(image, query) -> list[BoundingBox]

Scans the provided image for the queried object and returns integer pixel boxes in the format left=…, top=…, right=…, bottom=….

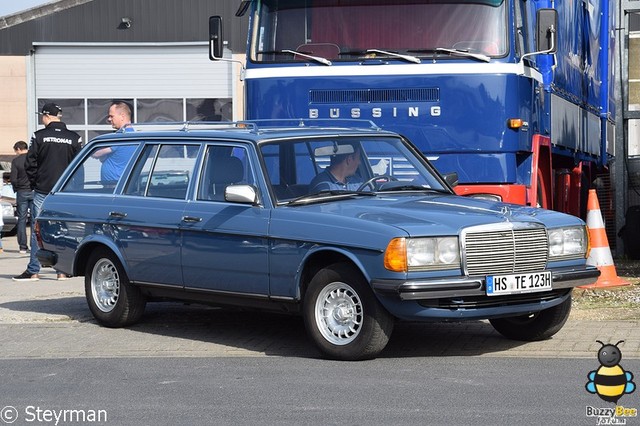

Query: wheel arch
left=298, top=248, right=370, bottom=301
left=73, top=238, right=128, bottom=278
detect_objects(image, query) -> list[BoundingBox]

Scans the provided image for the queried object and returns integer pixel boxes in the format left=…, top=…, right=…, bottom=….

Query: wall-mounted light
left=119, top=17, right=132, bottom=29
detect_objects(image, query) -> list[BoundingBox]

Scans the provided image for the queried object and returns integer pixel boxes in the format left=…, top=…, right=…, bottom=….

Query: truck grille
left=463, top=224, right=549, bottom=276
left=309, top=88, right=439, bottom=104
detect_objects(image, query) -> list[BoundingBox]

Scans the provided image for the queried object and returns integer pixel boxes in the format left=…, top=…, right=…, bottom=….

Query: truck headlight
left=548, top=226, right=589, bottom=259
left=384, top=237, right=460, bottom=272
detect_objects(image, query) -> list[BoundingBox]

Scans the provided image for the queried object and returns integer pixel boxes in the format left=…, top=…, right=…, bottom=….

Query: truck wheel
left=303, top=263, right=394, bottom=360
left=489, top=296, right=571, bottom=341
left=85, top=248, right=146, bottom=327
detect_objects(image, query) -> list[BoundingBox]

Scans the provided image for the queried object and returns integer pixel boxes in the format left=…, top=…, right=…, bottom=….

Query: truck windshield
left=252, top=0, right=507, bottom=62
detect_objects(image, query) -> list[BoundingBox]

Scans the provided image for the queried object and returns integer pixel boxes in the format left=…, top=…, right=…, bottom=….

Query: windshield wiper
left=365, top=49, right=421, bottom=64
left=281, top=49, right=332, bottom=66
left=434, top=48, right=490, bottom=63
left=285, top=190, right=375, bottom=206
left=255, top=50, right=332, bottom=66
left=377, top=184, right=452, bottom=193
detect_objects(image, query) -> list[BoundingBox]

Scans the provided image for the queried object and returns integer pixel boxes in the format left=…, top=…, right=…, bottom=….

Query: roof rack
left=116, top=119, right=380, bottom=133
left=116, top=121, right=258, bottom=133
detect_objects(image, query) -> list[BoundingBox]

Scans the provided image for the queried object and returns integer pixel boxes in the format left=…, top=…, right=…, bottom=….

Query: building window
left=37, top=99, right=84, bottom=125
left=36, top=97, right=232, bottom=143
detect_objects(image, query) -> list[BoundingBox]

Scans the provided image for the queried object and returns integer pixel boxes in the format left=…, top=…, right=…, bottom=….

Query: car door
left=116, top=143, right=200, bottom=286
left=180, top=143, right=270, bottom=295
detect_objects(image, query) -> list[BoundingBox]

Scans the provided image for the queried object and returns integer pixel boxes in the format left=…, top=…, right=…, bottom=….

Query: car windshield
left=252, top=0, right=507, bottom=62
left=259, top=135, right=450, bottom=204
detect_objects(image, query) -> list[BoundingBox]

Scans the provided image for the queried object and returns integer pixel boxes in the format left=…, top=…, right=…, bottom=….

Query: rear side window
left=124, top=144, right=200, bottom=199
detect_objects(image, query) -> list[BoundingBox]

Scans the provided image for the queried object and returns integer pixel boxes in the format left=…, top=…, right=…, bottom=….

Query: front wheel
left=303, top=263, right=394, bottom=360
left=489, top=296, right=571, bottom=341
left=85, top=248, right=146, bottom=327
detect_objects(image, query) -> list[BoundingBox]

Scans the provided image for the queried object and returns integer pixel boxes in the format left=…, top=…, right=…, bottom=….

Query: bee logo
left=586, top=340, right=636, bottom=403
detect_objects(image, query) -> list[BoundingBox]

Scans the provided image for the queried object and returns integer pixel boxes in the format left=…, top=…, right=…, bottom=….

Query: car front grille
left=463, top=223, right=549, bottom=276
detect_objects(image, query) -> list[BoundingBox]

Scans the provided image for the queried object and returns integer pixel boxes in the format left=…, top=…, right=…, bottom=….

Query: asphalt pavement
left=1, top=236, right=639, bottom=360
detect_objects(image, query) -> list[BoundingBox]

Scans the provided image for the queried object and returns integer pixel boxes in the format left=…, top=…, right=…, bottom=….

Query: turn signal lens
left=384, top=238, right=407, bottom=272
left=507, top=118, right=524, bottom=129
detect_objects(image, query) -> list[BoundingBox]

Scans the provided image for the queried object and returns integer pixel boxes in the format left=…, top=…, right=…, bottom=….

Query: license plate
left=486, top=271, right=552, bottom=296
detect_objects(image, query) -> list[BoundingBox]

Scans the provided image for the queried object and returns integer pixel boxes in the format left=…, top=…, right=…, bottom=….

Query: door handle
left=182, top=216, right=203, bottom=223
left=109, top=211, right=127, bottom=218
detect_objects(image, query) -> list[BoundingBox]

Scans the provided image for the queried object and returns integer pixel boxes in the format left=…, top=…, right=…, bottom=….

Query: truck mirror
left=209, top=16, right=223, bottom=60
left=536, top=9, right=558, bottom=53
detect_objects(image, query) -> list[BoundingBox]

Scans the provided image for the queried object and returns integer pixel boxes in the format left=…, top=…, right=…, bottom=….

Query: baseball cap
left=37, top=102, right=62, bottom=116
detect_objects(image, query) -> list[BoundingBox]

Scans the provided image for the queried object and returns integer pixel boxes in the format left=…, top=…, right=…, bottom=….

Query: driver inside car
left=308, top=143, right=363, bottom=193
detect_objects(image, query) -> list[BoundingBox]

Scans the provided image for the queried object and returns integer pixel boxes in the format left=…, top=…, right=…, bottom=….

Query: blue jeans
left=26, top=191, right=46, bottom=275
left=16, top=190, right=33, bottom=250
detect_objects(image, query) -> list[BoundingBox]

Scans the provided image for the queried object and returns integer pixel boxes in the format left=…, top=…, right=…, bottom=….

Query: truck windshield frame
left=251, top=0, right=508, bottom=63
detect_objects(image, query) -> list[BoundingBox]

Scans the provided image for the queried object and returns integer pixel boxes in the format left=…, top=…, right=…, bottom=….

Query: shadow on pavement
left=1, top=297, right=526, bottom=359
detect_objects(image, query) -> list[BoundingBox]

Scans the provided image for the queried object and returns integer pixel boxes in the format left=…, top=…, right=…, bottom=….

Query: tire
left=85, top=248, right=146, bottom=327
left=489, top=296, right=571, bottom=341
left=303, top=263, right=394, bottom=360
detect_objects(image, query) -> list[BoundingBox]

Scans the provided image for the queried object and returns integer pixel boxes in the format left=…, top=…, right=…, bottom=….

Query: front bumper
left=371, top=265, right=600, bottom=301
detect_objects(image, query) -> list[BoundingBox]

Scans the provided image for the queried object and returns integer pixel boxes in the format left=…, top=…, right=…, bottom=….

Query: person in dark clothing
left=13, top=103, right=82, bottom=282
left=10, top=140, right=31, bottom=253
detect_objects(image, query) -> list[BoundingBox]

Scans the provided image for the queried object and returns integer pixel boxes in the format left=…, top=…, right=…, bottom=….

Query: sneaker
left=13, top=271, right=40, bottom=281
left=57, top=274, right=71, bottom=281
left=19, top=248, right=28, bottom=254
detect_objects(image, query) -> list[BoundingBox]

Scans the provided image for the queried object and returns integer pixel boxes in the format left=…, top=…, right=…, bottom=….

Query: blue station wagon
left=36, top=120, right=599, bottom=360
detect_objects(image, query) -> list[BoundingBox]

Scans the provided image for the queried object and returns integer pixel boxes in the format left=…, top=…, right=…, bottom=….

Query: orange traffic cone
left=579, top=189, right=630, bottom=288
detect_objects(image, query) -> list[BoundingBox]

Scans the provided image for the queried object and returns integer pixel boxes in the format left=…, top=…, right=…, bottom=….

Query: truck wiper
left=281, top=49, right=332, bottom=66
left=255, top=50, right=332, bottom=66
left=434, top=48, right=490, bottom=63
left=365, top=49, right=421, bottom=64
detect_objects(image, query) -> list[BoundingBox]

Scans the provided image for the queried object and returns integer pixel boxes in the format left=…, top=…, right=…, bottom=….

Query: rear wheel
left=85, top=248, right=146, bottom=327
left=303, top=263, right=394, bottom=360
left=489, top=296, right=571, bottom=341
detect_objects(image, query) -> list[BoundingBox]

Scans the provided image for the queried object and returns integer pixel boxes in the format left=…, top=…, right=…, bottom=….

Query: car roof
left=89, top=119, right=396, bottom=145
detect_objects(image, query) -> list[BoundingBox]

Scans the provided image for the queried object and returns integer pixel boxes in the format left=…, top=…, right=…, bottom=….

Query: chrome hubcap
left=91, top=258, right=120, bottom=313
left=315, top=282, right=363, bottom=345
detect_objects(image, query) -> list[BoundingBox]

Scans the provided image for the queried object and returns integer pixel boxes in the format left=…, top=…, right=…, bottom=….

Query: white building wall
left=33, top=43, right=233, bottom=99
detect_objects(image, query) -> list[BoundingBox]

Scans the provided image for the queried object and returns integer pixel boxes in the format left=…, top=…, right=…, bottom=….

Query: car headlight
left=548, top=226, right=589, bottom=259
left=467, top=193, right=502, bottom=202
left=384, top=237, right=460, bottom=272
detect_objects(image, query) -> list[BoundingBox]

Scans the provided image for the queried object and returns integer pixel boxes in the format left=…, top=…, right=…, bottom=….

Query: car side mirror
left=225, top=184, right=258, bottom=205
left=209, top=16, right=223, bottom=60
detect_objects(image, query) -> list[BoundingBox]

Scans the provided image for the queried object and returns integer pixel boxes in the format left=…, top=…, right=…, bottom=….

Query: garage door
left=33, top=42, right=235, bottom=141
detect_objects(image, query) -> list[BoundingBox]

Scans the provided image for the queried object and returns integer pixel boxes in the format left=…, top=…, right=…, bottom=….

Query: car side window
left=197, top=145, right=253, bottom=202
left=262, top=141, right=317, bottom=202
left=60, top=144, right=139, bottom=194
left=124, top=144, right=199, bottom=199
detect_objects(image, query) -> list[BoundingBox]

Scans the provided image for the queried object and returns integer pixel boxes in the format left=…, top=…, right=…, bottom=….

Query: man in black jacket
left=13, top=103, right=82, bottom=281
left=9, top=140, right=31, bottom=253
